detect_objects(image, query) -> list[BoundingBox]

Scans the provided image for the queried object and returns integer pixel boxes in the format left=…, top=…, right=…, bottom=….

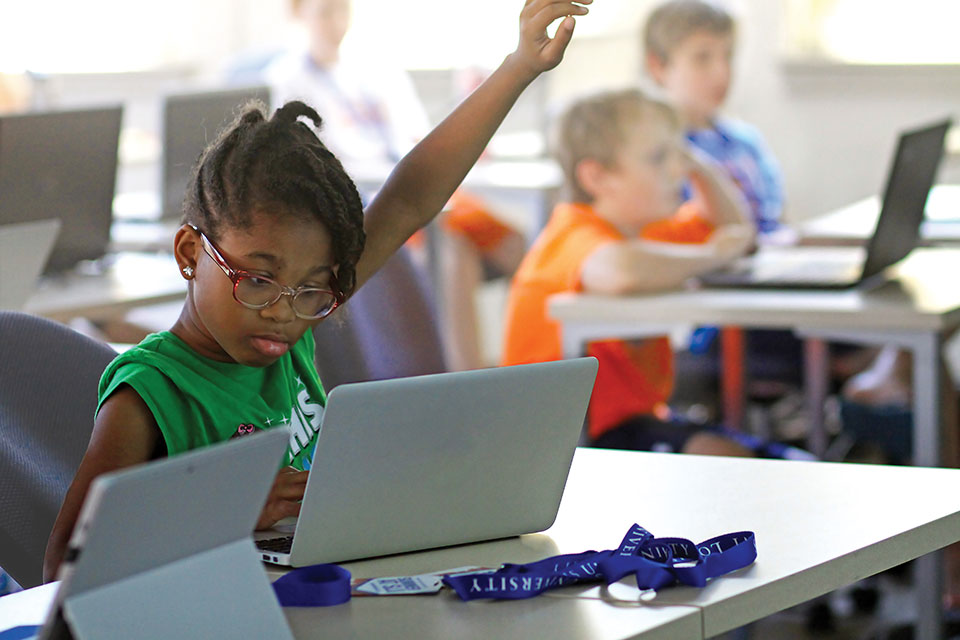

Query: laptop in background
left=0, top=219, right=60, bottom=310
left=700, top=118, right=952, bottom=290
left=255, top=357, right=599, bottom=567
left=0, top=106, right=122, bottom=274
left=39, top=429, right=292, bottom=640
left=160, top=85, right=271, bottom=220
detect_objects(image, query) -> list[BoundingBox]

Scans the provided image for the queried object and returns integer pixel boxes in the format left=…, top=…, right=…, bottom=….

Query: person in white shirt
left=263, top=0, right=429, bottom=165
left=262, top=0, right=526, bottom=372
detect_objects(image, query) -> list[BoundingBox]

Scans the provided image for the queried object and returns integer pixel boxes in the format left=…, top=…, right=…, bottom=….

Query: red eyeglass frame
left=187, top=224, right=344, bottom=319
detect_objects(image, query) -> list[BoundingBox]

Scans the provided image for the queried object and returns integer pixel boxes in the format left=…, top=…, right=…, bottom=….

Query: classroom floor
left=718, top=569, right=960, bottom=640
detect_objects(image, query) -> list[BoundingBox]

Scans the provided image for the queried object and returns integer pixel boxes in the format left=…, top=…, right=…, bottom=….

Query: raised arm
left=581, top=232, right=752, bottom=294
left=355, top=0, right=591, bottom=288
left=581, top=148, right=754, bottom=295
left=684, top=145, right=753, bottom=231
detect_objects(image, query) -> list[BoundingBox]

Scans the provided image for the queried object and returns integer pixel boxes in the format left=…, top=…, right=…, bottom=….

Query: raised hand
left=514, top=0, right=592, bottom=77
left=356, top=0, right=593, bottom=289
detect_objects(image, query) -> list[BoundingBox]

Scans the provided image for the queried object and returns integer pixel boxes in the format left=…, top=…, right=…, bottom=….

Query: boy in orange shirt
left=502, top=87, right=757, bottom=455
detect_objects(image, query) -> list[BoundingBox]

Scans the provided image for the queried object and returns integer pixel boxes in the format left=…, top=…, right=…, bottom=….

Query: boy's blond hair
left=643, top=0, right=735, bottom=62
left=551, top=88, right=677, bottom=203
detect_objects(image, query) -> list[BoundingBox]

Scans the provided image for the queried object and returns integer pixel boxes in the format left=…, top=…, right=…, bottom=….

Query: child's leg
left=436, top=190, right=526, bottom=370
left=589, top=413, right=755, bottom=457
left=681, top=431, right=755, bottom=457
left=842, top=345, right=912, bottom=407
left=479, top=228, right=525, bottom=276
left=437, top=231, right=486, bottom=371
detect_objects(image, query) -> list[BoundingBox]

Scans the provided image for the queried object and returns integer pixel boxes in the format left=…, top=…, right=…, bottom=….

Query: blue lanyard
left=271, top=524, right=756, bottom=606
left=273, top=563, right=352, bottom=607
left=442, top=524, right=756, bottom=601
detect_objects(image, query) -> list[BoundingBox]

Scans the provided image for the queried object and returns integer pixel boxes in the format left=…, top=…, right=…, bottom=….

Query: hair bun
left=274, top=100, right=323, bottom=131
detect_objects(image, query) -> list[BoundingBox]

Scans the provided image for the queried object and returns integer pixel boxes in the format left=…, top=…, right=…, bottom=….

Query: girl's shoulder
left=104, top=331, right=189, bottom=369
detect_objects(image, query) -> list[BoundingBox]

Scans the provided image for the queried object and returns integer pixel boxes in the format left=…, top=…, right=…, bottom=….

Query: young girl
left=43, top=0, right=591, bottom=583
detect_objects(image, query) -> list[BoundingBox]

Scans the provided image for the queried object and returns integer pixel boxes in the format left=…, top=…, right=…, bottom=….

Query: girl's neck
left=170, top=302, right=234, bottom=363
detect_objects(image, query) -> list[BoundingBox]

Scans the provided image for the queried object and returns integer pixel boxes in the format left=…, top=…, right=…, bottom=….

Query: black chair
left=0, top=312, right=116, bottom=588
left=313, top=246, right=447, bottom=390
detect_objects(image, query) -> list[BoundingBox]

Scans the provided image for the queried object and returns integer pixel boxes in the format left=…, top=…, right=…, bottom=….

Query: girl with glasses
left=44, top=0, right=592, bottom=582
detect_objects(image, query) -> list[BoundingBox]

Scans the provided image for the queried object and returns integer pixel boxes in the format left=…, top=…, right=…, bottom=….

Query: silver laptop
left=0, top=219, right=60, bottom=310
left=700, top=118, right=952, bottom=290
left=39, top=429, right=292, bottom=640
left=255, top=357, right=599, bottom=567
left=161, top=86, right=271, bottom=220
left=0, top=106, right=122, bottom=274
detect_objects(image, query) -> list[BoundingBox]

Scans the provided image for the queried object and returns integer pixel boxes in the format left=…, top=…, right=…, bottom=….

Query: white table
left=23, top=252, right=186, bottom=324
left=550, top=248, right=960, bottom=639
left=551, top=247, right=960, bottom=468
left=5, top=449, right=960, bottom=639
left=7, top=449, right=960, bottom=638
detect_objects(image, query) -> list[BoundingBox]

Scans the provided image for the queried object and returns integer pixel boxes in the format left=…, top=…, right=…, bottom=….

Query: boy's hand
left=709, top=224, right=754, bottom=259
left=256, top=466, right=308, bottom=530
left=680, top=145, right=722, bottom=195
left=513, top=0, right=592, bottom=77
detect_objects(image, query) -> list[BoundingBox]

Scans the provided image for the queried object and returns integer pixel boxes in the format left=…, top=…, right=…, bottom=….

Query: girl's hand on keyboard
left=256, top=466, right=309, bottom=530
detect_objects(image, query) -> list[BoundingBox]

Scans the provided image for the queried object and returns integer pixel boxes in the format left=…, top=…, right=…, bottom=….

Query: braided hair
left=182, top=100, right=366, bottom=296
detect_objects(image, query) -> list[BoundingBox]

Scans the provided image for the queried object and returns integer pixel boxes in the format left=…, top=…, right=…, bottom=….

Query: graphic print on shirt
left=285, top=376, right=325, bottom=467
left=226, top=376, right=324, bottom=468
left=231, top=423, right=256, bottom=439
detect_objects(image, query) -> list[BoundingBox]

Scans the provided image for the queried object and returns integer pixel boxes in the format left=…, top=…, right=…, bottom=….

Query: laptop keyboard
left=256, top=536, right=293, bottom=554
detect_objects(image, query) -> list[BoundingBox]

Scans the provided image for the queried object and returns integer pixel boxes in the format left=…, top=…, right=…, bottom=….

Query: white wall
left=547, top=0, right=960, bottom=223
left=18, top=0, right=959, bottom=222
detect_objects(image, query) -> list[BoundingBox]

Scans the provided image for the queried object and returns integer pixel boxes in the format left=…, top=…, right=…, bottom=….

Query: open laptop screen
left=861, top=118, right=952, bottom=282
left=0, top=106, right=122, bottom=274
left=161, top=86, right=270, bottom=220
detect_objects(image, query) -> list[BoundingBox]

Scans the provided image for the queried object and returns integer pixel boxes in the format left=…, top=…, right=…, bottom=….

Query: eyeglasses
left=188, top=224, right=343, bottom=320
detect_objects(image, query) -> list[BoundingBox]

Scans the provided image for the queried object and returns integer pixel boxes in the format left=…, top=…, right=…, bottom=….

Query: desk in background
left=552, top=247, right=960, bottom=467
left=550, top=248, right=960, bottom=639
left=23, top=252, right=185, bottom=324
left=6, top=448, right=960, bottom=639
left=800, top=184, right=960, bottom=246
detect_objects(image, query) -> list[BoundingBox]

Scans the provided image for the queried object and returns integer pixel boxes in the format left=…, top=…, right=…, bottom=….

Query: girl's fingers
left=275, top=468, right=309, bottom=487
left=542, top=15, right=576, bottom=60
left=273, top=484, right=308, bottom=501
left=276, top=500, right=302, bottom=520
left=256, top=499, right=302, bottom=530
left=525, top=0, right=590, bottom=30
left=278, top=469, right=309, bottom=485
left=268, top=468, right=308, bottom=501
left=519, top=1, right=590, bottom=68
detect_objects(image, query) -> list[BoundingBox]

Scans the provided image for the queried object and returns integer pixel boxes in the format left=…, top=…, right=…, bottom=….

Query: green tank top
left=97, top=330, right=326, bottom=470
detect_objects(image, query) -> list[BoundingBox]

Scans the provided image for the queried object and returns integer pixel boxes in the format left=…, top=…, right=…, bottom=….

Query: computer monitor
left=0, top=106, right=122, bottom=274
left=160, top=85, right=271, bottom=220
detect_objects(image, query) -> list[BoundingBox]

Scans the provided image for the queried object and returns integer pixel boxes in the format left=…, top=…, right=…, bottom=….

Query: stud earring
left=182, top=266, right=194, bottom=277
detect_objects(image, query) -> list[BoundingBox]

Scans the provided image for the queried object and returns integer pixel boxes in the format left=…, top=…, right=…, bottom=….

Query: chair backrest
left=0, top=312, right=116, bottom=588
left=313, top=246, right=447, bottom=390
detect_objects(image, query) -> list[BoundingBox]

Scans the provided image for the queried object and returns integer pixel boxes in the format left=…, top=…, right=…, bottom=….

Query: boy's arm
left=580, top=148, right=755, bottom=295
left=580, top=235, right=751, bottom=294
left=354, top=0, right=590, bottom=289
left=685, top=146, right=754, bottom=230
